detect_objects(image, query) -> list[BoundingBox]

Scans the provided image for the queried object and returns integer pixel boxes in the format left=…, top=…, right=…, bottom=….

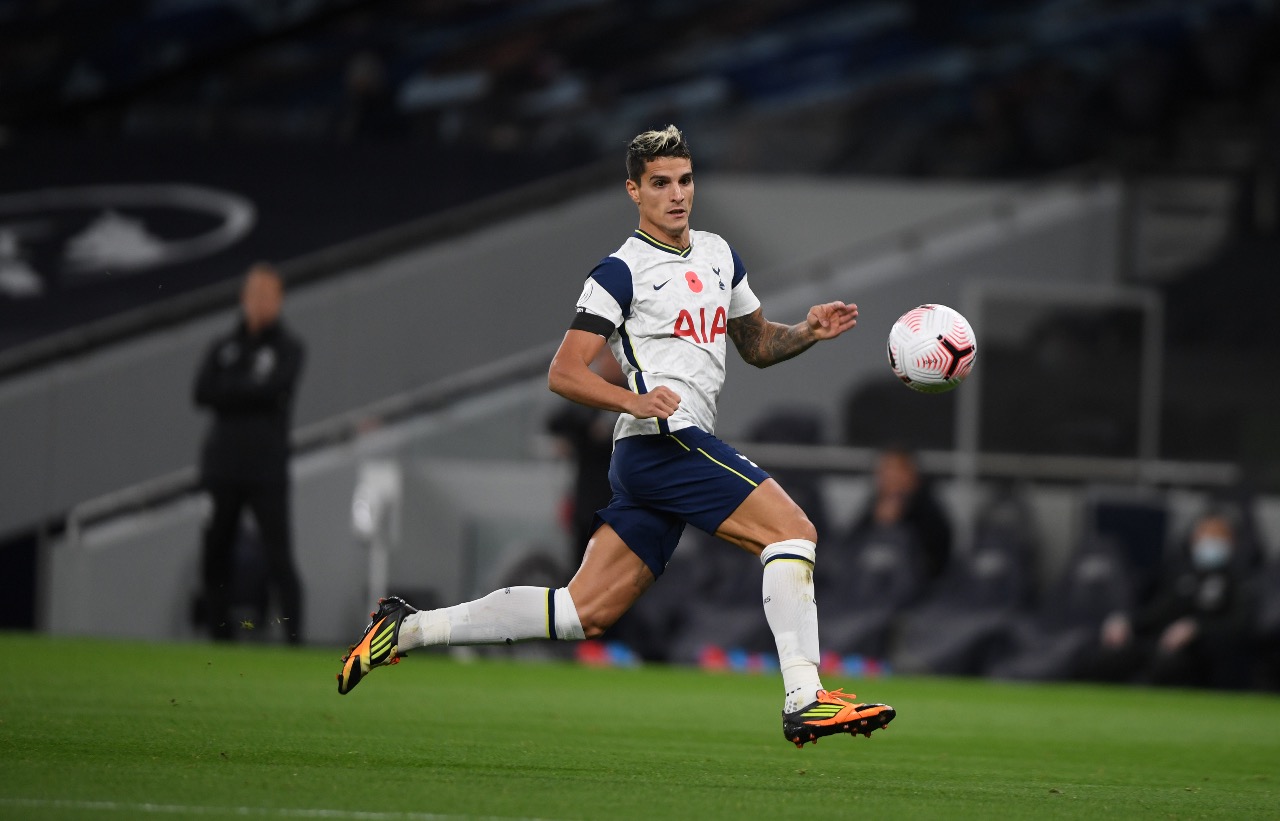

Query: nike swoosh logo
left=653, top=280, right=670, bottom=290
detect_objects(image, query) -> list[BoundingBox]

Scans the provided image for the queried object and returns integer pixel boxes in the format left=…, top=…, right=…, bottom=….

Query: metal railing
left=63, top=339, right=561, bottom=539
left=56, top=165, right=1245, bottom=540
left=741, top=443, right=1239, bottom=487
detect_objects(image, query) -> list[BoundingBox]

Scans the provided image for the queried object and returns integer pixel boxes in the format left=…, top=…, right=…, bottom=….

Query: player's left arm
left=727, top=301, right=858, bottom=368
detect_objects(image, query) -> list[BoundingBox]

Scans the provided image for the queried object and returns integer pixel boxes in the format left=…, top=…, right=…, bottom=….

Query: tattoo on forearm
left=727, top=312, right=814, bottom=368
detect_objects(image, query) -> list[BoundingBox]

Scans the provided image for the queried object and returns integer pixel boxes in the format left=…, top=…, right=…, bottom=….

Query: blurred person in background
left=338, top=125, right=897, bottom=748
left=333, top=51, right=404, bottom=142
left=547, top=348, right=657, bottom=657
left=546, top=348, right=626, bottom=569
left=194, top=262, right=306, bottom=644
left=845, top=446, right=952, bottom=584
left=1087, top=510, right=1257, bottom=689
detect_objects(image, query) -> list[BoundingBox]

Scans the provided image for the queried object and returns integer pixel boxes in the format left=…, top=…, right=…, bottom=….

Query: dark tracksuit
left=546, top=403, right=615, bottom=567
left=1133, top=564, right=1257, bottom=688
left=194, top=318, right=305, bottom=642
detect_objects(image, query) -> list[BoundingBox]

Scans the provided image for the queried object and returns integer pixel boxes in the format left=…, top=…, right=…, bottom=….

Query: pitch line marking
left=0, top=798, right=559, bottom=821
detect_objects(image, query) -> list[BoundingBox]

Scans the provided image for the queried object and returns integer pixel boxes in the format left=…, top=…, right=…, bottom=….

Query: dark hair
left=626, top=125, right=691, bottom=182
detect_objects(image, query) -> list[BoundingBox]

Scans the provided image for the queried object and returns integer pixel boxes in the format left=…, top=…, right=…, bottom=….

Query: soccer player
left=338, top=125, right=896, bottom=747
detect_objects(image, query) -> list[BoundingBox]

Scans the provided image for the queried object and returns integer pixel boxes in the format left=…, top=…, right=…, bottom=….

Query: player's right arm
left=548, top=329, right=680, bottom=420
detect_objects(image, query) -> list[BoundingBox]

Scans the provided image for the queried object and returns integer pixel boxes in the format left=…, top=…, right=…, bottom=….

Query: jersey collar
left=633, top=229, right=692, bottom=257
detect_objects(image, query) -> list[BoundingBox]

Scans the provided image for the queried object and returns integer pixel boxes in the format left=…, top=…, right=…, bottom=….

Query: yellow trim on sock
left=767, top=557, right=815, bottom=568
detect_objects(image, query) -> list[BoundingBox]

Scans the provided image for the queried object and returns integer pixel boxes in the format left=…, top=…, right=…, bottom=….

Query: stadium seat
left=1253, top=559, right=1280, bottom=691
left=1084, top=490, right=1169, bottom=605
left=890, top=492, right=1038, bottom=676
left=817, top=523, right=926, bottom=659
left=656, top=534, right=777, bottom=666
left=985, top=534, right=1135, bottom=682
left=744, top=406, right=831, bottom=539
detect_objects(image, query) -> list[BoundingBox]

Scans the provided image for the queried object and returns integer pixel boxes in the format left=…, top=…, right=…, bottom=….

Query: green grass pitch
left=1, top=633, right=1277, bottom=820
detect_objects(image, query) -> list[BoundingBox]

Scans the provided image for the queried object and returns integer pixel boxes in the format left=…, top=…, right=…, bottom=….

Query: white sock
left=398, top=586, right=583, bottom=649
left=761, top=539, right=824, bottom=713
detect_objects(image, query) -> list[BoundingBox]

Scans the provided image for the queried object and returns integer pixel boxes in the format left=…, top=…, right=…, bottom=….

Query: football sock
left=398, top=586, right=583, bottom=648
left=761, top=539, right=824, bottom=713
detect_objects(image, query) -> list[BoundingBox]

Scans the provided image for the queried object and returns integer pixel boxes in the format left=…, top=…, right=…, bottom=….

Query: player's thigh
left=567, top=524, right=655, bottom=637
left=714, top=478, right=816, bottom=556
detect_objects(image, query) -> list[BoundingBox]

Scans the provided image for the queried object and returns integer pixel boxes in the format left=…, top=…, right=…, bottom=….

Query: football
left=886, top=303, right=977, bottom=393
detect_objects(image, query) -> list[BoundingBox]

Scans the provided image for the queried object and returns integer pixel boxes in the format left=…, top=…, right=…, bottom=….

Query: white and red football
left=886, top=304, right=977, bottom=393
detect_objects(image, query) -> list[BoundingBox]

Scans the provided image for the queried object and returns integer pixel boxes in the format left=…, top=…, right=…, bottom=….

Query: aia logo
left=674, top=306, right=727, bottom=344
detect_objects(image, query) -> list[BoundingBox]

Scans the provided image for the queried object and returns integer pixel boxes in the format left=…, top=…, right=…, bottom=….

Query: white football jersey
left=574, top=228, right=761, bottom=440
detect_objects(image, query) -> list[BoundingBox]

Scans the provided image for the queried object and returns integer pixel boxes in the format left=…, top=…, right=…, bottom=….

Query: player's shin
left=761, top=539, right=823, bottom=713
left=398, top=586, right=583, bottom=648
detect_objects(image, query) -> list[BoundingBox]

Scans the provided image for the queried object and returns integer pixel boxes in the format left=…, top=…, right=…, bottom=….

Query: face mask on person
left=1191, top=536, right=1232, bottom=570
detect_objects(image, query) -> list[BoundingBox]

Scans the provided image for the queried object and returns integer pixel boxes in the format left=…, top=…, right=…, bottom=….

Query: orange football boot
left=338, top=596, right=417, bottom=695
left=782, top=688, right=896, bottom=748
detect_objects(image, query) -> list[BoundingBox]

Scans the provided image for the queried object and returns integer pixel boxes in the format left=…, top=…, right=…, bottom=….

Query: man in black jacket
left=194, top=263, right=306, bottom=643
left=1091, top=510, right=1258, bottom=688
left=844, top=446, right=953, bottom=583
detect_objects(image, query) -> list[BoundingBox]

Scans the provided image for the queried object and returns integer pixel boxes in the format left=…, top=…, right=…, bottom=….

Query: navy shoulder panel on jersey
left=729, top=247, right=748, bottom=288
left=589, top=256, right=633, bottom=316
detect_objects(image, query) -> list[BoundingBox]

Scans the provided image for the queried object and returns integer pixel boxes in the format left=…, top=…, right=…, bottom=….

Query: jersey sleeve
left=571, top=256, right=631, bottom=333
left=727, top=246, right=761, bottom=318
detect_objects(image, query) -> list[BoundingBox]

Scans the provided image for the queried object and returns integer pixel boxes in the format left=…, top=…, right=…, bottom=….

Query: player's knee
left=771, top=513, right=817, bottom=547
left=581, top=620, right=610, bottom=640
left=557, top=586, right=612, bottom=639
left=753, top=484, right=818, bottom=546
left=739, top=514, right=817, bottom=556
left=575, top=606, right=614, bottom=640
left=567, top=591, right=630, bottom=640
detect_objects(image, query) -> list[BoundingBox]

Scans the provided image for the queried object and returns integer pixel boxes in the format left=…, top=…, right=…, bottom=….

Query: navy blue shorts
left=594, top=427, right=772, bottom=578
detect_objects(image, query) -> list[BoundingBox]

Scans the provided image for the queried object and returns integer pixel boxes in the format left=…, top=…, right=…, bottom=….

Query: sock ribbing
left=553, top=587, right=585, bottom=640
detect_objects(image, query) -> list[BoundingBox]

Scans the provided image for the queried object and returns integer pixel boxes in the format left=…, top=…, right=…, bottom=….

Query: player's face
left=627, top=156, right=694, bottom=246
left=241, top=269, right=283, bottom=333
left=875, top=452, right=919, bottom=498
